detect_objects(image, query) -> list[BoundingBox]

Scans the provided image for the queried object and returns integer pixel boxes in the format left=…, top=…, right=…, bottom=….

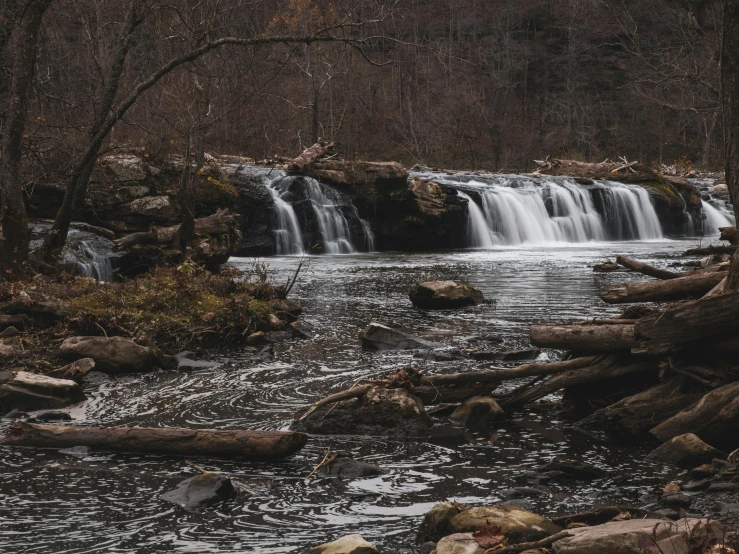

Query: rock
left=499, top=487, right=546, bottom=499
left=293, top=387, right=432, bottom=438
left=59, top=446, right=93, bottom=459
left=538, top=459, right=607, bottom=480
left=434, top=533, right=484, bottom=554
left=160, top=472, right=235, bottom=512
left=0, top=343, right=20, bottom=360
left=707, top=482, right=739, bottom=492
left=414, top=348, right=468, bottom=362
left=308, top=534, right=379, bottom=554
left=690, top=464, right=717, bottom=479
left=682, top=479, right=712, bottom=492
left=419, top=542, right=437, bottom=554
left=358, top=322, right=442, bottom=350
left=409, top=281, right=484, bottom=310
left=322, top=454, right=386, bottom=478
left=270, top=298, right=302, bottom=321
left=552, top=518, right=724, bottom=554
left=59, top=336, right=172, bottom=374
left=450, top=505, right=562, bottom=543
left=0, top=326, right=19, bottom=338
left=650, top=381, right=739, bottom=452
left=246, top=331, right=270, bottom=346
left=268, top=313, right=285, bottom=329
left=29, top=411, right=72, bottom=422
left=417, top=502, right=460, bottom=543
left=289, top=320, right=314, bottom=339
left=469, top=348, right=540, bottom=362
left=647, top=433, right=727, bottom=468
left=0, top=298, right=70, bottom=326
left=594, top=261, right=621, bottom=272
left=729, top=449, right=739, bottom=464
left=45, top=358, right=96, bottom=383
left=0, top=314, right=29, bottom=332
left=450, top=396, right=504, bottom=427
left=0, top=371, right=85, bottom=413
left=660, top=493, right=691, bottom=508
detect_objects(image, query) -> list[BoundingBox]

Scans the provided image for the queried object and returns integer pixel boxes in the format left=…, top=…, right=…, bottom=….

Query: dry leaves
left=473, top=522, right=507, bottom=550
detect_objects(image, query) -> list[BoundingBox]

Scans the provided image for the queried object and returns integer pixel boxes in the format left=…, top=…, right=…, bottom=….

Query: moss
left=640, top=180, right=677, bottom=198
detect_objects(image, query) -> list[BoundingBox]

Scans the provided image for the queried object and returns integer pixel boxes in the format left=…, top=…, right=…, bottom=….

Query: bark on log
left=413, top=383, right=499, bottom=404
left=2, top=423, right=307, bottom=459
left=703, top=276, right=727, bottom=298
left=114, top=210, right=239, bottom=250
left=419, top=356, right=601, bottom=387
left=576, top=318, right=639, bottom=325
left=501, top=355, right=656, bottom=409
left=615, top=256, right=682, bottom=280
left=684, top=245, right=738, bottom=256
left=530, top=325, right=636, bottom=352
left=287, top=141, right=334, bottom=173
left=600, top=271, right=726, bottom=304
left=720, top=226, right=739, bottom=245
left=633, top=290, right=739, bottom=355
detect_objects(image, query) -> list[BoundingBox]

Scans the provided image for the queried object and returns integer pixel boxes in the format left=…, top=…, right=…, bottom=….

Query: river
left=0, top=239, right=708, bottom=553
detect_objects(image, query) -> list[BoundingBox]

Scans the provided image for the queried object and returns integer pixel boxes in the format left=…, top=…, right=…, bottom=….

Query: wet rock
left=322, top=454, right=386, bottom=479
left=450, top=396, right=504, bottom=427
left=358, top=322, right=442, bottom=350
left=419, top=542, right=437, bottom=554
left=417, top=502, right=460, bottom=543
left=0, top=298, right=70, bottom=326
left=660, top=493, right=691, bottom=508
left=681, top=479, right=711, bottom=492
left=0, top=371, right=85, bottom=413
left=267, top=313, right=285, bottom=329
left=308, top=534, right=378, bottom=554
left=690, top=464, right=717, bottom=479
left=594, top=261, right=621, bottom=272
left=0, top=314, right=29, bottom=332
left=650, top=381, right=739, bottom=452
left=552, top=518, right=724, bottom=554
left=552, top=506, right=661, bottom=528
left=450, top=505, right=562, bottom=543
left=289, top=320, right=314, bottom=339
left=270, top=298, right=302, bottom=322
left=29, top=411, right=72, bottom=422
left=499, top=487, right=546, bottom=499
left=409, top=281, right=484, bottom=310
left=293, top=387, right=432, bottom=438
left=729, top=449, right=739, bottom=464
left=160, top=472, right=235, bottom=512
left=0, top=343, right=20, bottom=360
left=246, top=331, right=270, bottom=346
left=469, top=348, right=540, bottom=362
left=59, top=336, right=174, bottom=374
left=414, top=348, right=468, bottom=362
left=538, top=459, right=606, bottom=480
left=647, top=433, right=726, bottom=468
left=434, top=533, right=484, bottom=554
left=2, top=409, right=28, bottom=420
left=45, top=358, right=96, bottom=384
left=59, top=446, right=93, bottom=459
left=707, top=482, right=739, bottom=493
left=0, top=326, right=19, bottom=338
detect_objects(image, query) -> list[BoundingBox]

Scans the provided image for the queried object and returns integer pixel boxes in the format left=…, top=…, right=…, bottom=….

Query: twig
left=482, top=531, right=572, bottom=554
left=230, top=478, right=257, bottom=496
left=306, top=449, right=337, bottom=479
left=185, top=460, right=208, bottom=474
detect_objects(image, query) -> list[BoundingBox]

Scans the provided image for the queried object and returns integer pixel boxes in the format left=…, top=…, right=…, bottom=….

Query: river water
left=0, top=240, right=710, bottom=553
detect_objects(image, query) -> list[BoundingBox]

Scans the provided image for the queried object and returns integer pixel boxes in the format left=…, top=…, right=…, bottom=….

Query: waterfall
left=458, top=191, right=496, bottom=248
left=600, top=185, right=663, bottom=240
left=304, top=178, right=358, bottom=254
left=62, top=231, right=115, bottom=282
left=264, top=180, right=304, bottom=255
left=701, top=200, right=735, bottom=235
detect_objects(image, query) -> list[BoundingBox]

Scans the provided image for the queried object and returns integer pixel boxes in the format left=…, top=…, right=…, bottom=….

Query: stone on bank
left=409, top=281, right=484, bottom=310
left=309, top=534, right=378, bottom=554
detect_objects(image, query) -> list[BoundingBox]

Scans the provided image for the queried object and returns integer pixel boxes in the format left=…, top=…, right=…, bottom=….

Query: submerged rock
left=647, top=433, right=726, bottom=468
left=45, top=358, right=96, bottom=384
left=409, top=281, right=484, bottom=310
left=293, top=387, right=432, bottom=438
left=537, top=459, right=607, bottom=481
left=59, top=336, right=175, bottom=374
left=308, top=534, right=378, bottom=554
left=322, top=454, right=386, bottom=479
left=450, top=396, right=504, bottom=427
left=160, top=472, right=235, bottom=512
left=434, top=533, right=484, bottom=554
left=0, top=371, right=85, bottom=413
left=358, top=322, right=442, bottom=350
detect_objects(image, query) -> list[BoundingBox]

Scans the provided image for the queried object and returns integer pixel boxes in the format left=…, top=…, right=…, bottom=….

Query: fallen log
left=287, top=140, right=334, bottom=173
left=703, top=276, right=727, bottom=298
left=576, top=318, right=638, bottom=325
left=501, top=355, right=656, bottom=409
left=633, top=290, right=739, bottom=355
left=683, top=245, right=738, bottom=256
left=530, top=324, right=636, bottom=352
left=413, top=383, right=499, bottom=404
left=615, top=256, right=681, bottom=280
left=720, top=226, right=739, bottom=245
left=600, top=271, right=725, bottom=304
left=2, top=423, right=307, bottom=459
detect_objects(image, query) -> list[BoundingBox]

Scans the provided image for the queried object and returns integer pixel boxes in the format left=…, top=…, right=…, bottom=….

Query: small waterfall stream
left=265, top=180, right=305, bottom=255
left=304, top=179, right=358, bottom=254
left=700, top=200, right=734, bottom=235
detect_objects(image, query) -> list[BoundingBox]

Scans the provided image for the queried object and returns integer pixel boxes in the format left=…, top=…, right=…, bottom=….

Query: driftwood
left=684, top=245, right=738, bottom=256
left=577, top=318, right=638, bottom=325
left=413, top=383, right=499, bottom=404
left=704, top=276, right=728, bottom=298
left=482, top=531, right=572, bottom=554
left=530, top=324, right=636, bottom=352
left=600, top=271, right=726, bottom=304
left=615, top=256, right=681, bottom=280
left=287, top=140, right=334, bottom=173
left=501, top=355, right=656, bottom=409
left=633, top=290, right=739, bottom=355
left=2, top=423, right=307, bottom=459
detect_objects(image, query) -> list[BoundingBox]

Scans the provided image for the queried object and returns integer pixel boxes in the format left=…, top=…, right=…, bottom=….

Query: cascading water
left=428, top=173, right=663, bottom=247
left=700, top=200, right=734, bottom=235
left=304, top=178, right=358, bottom=254
left=264, top=180, right=305, bottom=255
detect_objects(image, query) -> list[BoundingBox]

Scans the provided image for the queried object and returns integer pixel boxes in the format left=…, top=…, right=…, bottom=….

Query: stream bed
left=0, top=240, right=708, bottom=553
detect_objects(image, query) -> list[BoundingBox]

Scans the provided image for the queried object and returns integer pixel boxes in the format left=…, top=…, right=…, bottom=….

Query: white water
left=265, top=181, right=305, bottom=255
left=304, top=178, right=357, bottom=254
left=63, top=236, right=114, bottom=282
left=701, top=200, right=735, bottom=235
left=450, top=176, right=662, bottom=247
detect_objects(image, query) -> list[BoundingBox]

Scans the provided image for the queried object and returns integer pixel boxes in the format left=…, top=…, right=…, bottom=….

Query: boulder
left=308, top=534, right=379, bottom=554
left=322, top=454, right=386, bottom=479
left=0, top=371, right=85, bottom=413
left=59, top=336, right=174, bottom=374
left=450, top=396, right=504, bottom=427
left=417, top=502, right=461, bottom=543
left=434, top=533, right=485, bottom=554
left=246, top=331, right=270, bottom=346
left=650, top=382, right=739, bottom=451
left=537, top=459, right=607, bottom=480
left=0, top=298, right=70, bottom=326
left=293, top=387, right=432, bottom=438
left=551, top=518, right=724, bottom=554
left=45, top=358, right=96, bottom=384
left=409, top=281, right=484, bottom=310
left=160, top=472, right=235, bottom=512
left=358, top=322, right=442, bottom=350
left=647, top=433, right=726, bottom=468
left=450, top=505, right=562, bottom=543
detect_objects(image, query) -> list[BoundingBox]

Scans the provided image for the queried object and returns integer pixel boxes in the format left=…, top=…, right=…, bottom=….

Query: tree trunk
left=615, top=256, right=682, bottom=280
left=2, top=422, right=307, bottom=459
left=600, top=271, right=726, bottom=304
left=720, top=226, right=739, bottom=245
left=530, top=324, right=637, bottom=352
left=0, top=0, right=51, bottom=275
left=287, top=140, right=334, bottom=173
left=722, top=1, right=739, bottom=290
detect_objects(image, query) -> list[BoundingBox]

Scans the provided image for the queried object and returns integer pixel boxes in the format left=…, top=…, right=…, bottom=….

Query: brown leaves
left=473, top=522, right=507, bottom=550
left=385, top=366, right=424, bottom=389
left=663, top=482, right=681, bottom=494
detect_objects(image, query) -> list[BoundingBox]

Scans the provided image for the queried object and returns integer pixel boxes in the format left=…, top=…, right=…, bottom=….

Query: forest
left=1, top=1, right=739, bottom=553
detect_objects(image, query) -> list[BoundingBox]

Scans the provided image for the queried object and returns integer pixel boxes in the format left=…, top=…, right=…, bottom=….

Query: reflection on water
left=0, top=241, right=702, bottom=553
